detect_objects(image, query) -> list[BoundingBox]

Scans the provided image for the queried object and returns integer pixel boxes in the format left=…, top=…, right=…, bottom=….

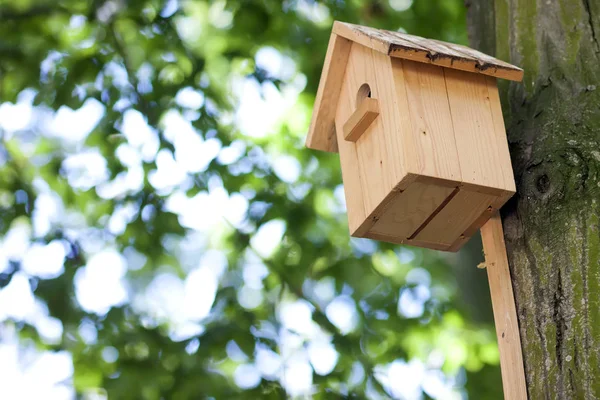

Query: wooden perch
left=343, top=97, right=379, bottom=142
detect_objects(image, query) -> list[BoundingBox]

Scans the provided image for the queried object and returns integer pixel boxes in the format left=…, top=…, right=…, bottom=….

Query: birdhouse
left=306, top=22, right=523, bottom=252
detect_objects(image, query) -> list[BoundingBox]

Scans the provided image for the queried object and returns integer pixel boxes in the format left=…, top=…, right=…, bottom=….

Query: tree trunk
left=466, top=0, right=600, bottom=398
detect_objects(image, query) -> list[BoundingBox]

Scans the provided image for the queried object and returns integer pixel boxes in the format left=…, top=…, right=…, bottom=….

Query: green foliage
left=0, top=0, right=501, bottom=398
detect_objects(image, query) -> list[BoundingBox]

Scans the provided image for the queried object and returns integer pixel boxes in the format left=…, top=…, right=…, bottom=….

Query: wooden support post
left=480, top=212, right=527, bottom=400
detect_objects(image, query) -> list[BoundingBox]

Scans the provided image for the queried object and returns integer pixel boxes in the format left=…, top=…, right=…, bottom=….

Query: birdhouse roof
left=306, top=21, right=523, bottom=153
left=334, top=22, right=523, bottom=81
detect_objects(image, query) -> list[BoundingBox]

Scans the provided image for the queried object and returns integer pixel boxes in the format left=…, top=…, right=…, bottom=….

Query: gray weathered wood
left=333, top=21, right=523, bottom=81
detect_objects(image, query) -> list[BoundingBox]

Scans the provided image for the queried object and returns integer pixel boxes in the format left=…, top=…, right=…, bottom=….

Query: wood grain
left=444, top=68, right=515, bottom=193
left=307, top=33, right=517, bottom=252
left=446, top=204, right=496, bottom=252
left=378, top=51, right=417, bottom=190
left=364, top=230, right=453, bottom=251
left=343, top=97, right=379, bottom=142
left=486, top=75, right=516, bottom=195
left=413, top=189, right=495, bottom=246
left=352, top=47, right=412, bottom=217
left=369, top=181, right=455, bottom=239
left=399, top=59, right=462, bottom=182
left=306, top=33, right=352, bottom=153
left=333, top=21, right=524, bottom=82
left=333, top=42, right=401, bottom=233
left=333, top=46, right=368, bottom=234
left=480, top=213, right=528, bottom=400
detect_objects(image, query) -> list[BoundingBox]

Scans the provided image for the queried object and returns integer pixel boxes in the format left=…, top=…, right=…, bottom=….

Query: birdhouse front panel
left=333, top=42, right=416, bottom=236
left=307, top=22, right=522, bottom=252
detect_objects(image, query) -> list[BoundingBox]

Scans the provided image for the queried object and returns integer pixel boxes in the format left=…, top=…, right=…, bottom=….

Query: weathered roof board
left=334, top=22, right=524, bottom=81
left=306, top=21, right=524, bottom=153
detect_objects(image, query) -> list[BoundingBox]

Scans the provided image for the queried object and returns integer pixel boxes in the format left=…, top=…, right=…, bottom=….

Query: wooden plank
left=339, top=46, right=419, bottom=232
left=345, top=47, right=413, bottom=218
left=444, top=68, right=515, bottom=192
left=446, top=204, right=496, bottom=252
left=352, top=172, right=420, bottom=237
left=343, top=97, right=380, bottom=142
left=333, top=21, right=524, bottom=82
left=364, top=231, right=452, bottom=251
left=306, top=33, right=352, bottom=153
left=334, top=118, right=366, bottom=235
left=443, top=39, right=522, bottom=74
left=390, top=37, right=524, bottom=82
left=345, top=44, right=393, bottom=217
left=400, top=35, right=477, bottom=61
left=369, top=181, right=455, bottom=239
left=376, top=52, right=417, bottom=191
left=480, top=213, right=528, bottom=400
left=486, top=76, right=517, bottom=194
left=445, top=191, right=514, bottom=252
left=332, top=20, right=418, bottom=56
left=399, top=59, right=462, bottom=182
left=333, top=43, right=379, bottom=233
left=460, top=181, right=508, bottom=197
left=413, top=189, right=496, bottom=246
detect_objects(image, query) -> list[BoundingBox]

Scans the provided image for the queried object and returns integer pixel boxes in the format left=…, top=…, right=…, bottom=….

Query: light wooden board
left=333, top=42, right=392, bottom=233
left=486, top=76, right=516, bottom=194
left=399, top=59, right=462, bottom=182
left=481, top=214, right=528, bottom=400
left=333, top=42, right=422, bottom=235
left=369, top=181, right=455, bottom=239
left=351, top=172, right=420, bottom=237
left=377, top=50, right=417, bottom=189
left=306, top=33, right=352, bottom=153
left=333, top=46, right=368, bottom=234
left=334, top=124, right=367, bottom=235
left=333, top=21, right=523, bottom=81
left=444, top=68, right=515, bottom=193
left=365, top=231, right=453, bottom=251
left=346, top=44, right=393, bottom=217
left=343, top=97, right=379, bottom=142
left=447, top=204, right=496, bottom=252
left=413, top=189, right=496, bottom=246
left=347, top=46, right=414, bottom=218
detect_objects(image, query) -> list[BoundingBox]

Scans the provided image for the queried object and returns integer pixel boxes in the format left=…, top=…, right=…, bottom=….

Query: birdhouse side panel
left=393, top=58, right=462, bottom=183
left=444, top=68, right=515, bottom=193
left=388, top=68, right=517, bottom=250
left=485, top=75, right=516, bottom=194
left=369, top=50, right=414, bottom=190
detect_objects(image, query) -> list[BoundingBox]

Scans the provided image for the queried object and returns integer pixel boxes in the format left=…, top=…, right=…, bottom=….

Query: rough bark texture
left=466, top=0, right=600, bottom=398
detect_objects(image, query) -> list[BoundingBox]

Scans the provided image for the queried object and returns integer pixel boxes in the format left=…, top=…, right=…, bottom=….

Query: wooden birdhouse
left=306, top=22, right=524, bottom=252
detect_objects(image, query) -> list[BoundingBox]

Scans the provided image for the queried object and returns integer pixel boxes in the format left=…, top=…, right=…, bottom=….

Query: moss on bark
left=467, top=0, right=600, bottom=397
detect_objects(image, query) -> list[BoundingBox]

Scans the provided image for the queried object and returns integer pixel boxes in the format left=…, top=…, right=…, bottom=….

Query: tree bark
left=466, top=0, right=600, bottom=398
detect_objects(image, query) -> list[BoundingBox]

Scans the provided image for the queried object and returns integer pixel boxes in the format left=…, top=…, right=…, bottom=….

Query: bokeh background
left=0, top=0, right=503, bottom=398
